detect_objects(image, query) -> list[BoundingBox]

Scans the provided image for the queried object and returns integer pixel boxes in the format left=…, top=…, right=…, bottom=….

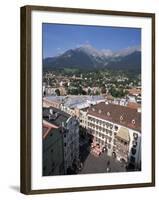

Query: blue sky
left=42, top=23, right=141, bottom=58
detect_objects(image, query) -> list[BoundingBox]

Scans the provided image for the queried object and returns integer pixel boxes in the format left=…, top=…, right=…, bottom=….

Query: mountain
left=106, top=51, right=141, bottom=73
left=43, top=44, right=141, bottom=73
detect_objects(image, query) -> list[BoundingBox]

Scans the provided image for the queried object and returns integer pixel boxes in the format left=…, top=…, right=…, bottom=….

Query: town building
left=43, top=107, right=80, bottom=174
left=43, top=120, right=64, bottom=176
left=43, top=96, right=63, bottom=108
left=43, top=85, right=55, bottom=96
left=80, top=102, right=141, bottom=170
left=128, top=87, right=141, bottom=96
left=43, top=95, right=105, bottom=117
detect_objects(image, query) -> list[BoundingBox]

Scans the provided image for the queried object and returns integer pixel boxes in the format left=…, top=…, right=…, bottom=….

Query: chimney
left=55, top=112, right=58, bottom=117
left=49, top=108, right=53, bottom=115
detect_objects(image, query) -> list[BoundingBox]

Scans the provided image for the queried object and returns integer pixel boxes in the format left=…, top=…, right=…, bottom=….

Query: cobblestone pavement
left=79, top=151, right=126, bottom=174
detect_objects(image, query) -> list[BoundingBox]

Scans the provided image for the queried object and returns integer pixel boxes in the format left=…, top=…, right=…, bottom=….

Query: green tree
left=95, top=91, right=100, bottom=95
left=87, top=88, right=91, bottom=95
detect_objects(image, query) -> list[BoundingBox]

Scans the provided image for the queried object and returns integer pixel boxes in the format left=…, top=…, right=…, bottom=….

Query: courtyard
left=78, top=134, right=127, bottom=174
left=79, top=151, right=126, bottom=174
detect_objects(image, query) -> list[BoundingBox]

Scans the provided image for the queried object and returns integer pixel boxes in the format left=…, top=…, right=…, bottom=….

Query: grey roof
left=44, top=95, right=105, bottom=109
left=44, top=96, right=64, bottom=103
left=43, top=107, right=70, bottom=127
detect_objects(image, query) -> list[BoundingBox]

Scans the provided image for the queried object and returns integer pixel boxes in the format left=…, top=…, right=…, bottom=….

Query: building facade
left=63, top=115, right=80, bottom=173
left=43, top=120, right=64, bottom=176
left=43, top=107, right=80, bottom=174
left=81, top=102, right=141, bottom=170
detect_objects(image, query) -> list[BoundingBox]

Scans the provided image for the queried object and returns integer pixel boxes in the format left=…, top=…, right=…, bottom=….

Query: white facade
left=79, top=109, right=88, bottom=128
left=84, top=114, right=141, bottom=170
left=43, top=85, right=56, bottom=96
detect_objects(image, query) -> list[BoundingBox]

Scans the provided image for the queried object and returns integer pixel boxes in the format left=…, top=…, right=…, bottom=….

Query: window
left=115, top=125, right=118, bottom=131
left=133, top=141, right=137, bottom=147
left=52, top=161, right=55, bottom=167
left=98, top=109, right=102, bottom=114
left=109, top=131, right=112, bottom=136
left=113, top=146, right=116, bottom=151
left=107, top=112, right=110, bottom=117
left=109, top=138, right=112, bottom=143
left=133, top=132, right=138, bottom=140
left=50, top=149, right=53, bottom=153
left=120, top=116, right=123, bottom=121
left=130, top=156, right=135, bottom=163
left=131, top=148, right=136, bottom=155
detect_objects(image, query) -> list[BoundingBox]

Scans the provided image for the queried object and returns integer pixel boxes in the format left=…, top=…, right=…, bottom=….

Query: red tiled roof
left=87, top=102, right=141, bottom=132
left=127, top=102, right=141, bottom=109
left=43, top=120, right=58, bottom=139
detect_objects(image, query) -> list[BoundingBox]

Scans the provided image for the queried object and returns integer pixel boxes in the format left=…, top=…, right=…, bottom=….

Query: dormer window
left=132, top=119, right=135, bottom=125
left=107, top=112, right=110, bottom=117
left=98, top=109, right=102, bottom=114
left=120, top=116, right=123, bottom=121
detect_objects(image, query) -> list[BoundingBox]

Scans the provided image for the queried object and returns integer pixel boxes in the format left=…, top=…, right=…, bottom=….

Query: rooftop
left=43, top=107, right=70, bottom=127
left=87, top=102, right=141, bottom=132
left=44, top=95, right=105, bottom=108
left=116, top=127, right=130, bottom=142
left=127, top=102, right=141, bottom=109
left=43, top=120, right=58, bottom=139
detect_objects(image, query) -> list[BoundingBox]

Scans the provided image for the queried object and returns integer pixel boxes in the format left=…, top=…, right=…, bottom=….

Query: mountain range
left=43, top=44, right=141, bottom=73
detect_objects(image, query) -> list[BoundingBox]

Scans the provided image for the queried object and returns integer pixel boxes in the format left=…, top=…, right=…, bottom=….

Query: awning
left=116, top=127, right=130, bottom=142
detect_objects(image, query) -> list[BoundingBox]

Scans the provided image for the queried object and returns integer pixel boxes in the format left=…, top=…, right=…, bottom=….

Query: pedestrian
left=106, top=167, right=110, bottom=172
left=107, top=160, right=110, bottom=166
